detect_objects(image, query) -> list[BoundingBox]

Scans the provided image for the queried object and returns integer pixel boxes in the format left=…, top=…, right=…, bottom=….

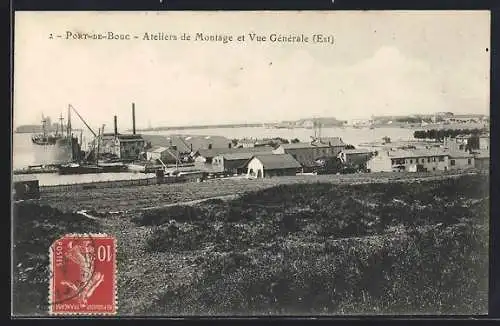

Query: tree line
left=413, top=128, right=487, bottom=141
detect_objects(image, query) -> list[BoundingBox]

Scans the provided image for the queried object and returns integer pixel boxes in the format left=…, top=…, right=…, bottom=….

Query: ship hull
left=58, top=165, right=104, bottom=175
left=31, top=135, right=64, bottom=145
left=33, top=137, right=81, bottom=165
left=58, top=163, right=128, bottom=175
left=98, top=163, right=129, bottom=173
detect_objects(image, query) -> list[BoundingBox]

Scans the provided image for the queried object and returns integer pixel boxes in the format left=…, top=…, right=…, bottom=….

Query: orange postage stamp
left=49, top=234, right=117, bottom=315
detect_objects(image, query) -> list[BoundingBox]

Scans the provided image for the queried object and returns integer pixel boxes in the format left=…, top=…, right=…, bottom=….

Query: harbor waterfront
left=13, top=126, right=415, bottom=185
left=140, top=126, right=416, bottom=146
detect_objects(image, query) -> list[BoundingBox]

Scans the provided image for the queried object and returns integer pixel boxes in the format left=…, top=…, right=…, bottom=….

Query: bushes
left=136, top=205, right=205, bottom=225
left=141, top=174, right=488, bottom=315
left=149, top=222, right=487, bottom=315
left=413, top=128, right=487, bottom=141
left=137, top=174, right=489, bottom=231
left=146, top=219, right=281, bottom=253
left=142, top=174, right=489, bottom=253
left=145, top=223, right=207, bottom=252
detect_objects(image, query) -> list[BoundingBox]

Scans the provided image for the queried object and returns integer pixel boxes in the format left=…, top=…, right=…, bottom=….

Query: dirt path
left=140, top=194, right=239, bottom=211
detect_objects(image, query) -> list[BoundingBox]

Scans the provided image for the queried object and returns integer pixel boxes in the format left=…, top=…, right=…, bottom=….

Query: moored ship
left=58, top=163, right=104, bottom=175
left=31, top=134, right=64, bottom=145
left=31, top=113, right=68, bottom=146
left=31, top=108, right=82, bottom=165
left=58, top=162, right=128, bottom=175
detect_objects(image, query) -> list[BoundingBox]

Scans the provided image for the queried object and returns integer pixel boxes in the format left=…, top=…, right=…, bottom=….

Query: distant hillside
left=298, top=117, right=346, bottom=127
left=15, top=125, right=60, bottom=134
left=269, top=117, right=346, bottom=128
left=136, top=123, right=263, bottom=132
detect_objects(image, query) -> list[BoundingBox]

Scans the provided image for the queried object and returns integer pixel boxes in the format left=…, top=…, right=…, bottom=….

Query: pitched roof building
left=194, top=146, right=274, bottom=163
left=245, top=154, right=302, bottom=178
left=273, top=140, right=346, bottom=168
left=142, top=134, right=232, bottom=153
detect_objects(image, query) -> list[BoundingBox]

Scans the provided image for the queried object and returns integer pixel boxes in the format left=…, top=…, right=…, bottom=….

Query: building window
left=427, top=158, right=431, bottom=163
left=439, top=156, right=445, bottom=162
left=468, top=158, right=471, bottom=165
left=450, top=159, right=456, bottom=166
left=409, top=159, right=413, bottom=164
left=393, top=158, right=405, bottom=165
left=433, top=157, right=436, bottom=162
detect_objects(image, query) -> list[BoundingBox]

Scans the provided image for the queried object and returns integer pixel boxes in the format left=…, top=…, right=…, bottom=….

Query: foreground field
left=13, top=173, right=489, bottom=315
left=39, top=170, right=479, bottom=213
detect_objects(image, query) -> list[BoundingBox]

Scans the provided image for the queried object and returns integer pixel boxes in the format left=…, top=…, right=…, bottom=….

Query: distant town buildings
left=443, top=132, right=490, bottom=152
left=236, top=138, right=257, bottom=148
left=132, top=116, right=490, bottom=178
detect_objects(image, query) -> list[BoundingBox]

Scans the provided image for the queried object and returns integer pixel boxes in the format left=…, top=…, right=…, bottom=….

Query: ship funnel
left=132, top=102, right=136, bottom=135
left=114, top=115, right=118, bottom=136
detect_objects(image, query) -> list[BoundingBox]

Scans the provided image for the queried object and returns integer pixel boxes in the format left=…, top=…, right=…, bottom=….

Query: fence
left=39, top=176, right=188, bottom=193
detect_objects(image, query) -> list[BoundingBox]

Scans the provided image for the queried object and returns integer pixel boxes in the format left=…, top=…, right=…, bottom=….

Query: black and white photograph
left=12, top=11, right=490, bottom=316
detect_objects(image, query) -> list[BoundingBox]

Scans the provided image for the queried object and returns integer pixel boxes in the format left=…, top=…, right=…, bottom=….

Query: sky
left=14, top=11, right=490, bottom=130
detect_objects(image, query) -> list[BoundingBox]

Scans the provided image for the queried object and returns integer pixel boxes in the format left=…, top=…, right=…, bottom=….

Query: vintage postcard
left=12, top=11, right=490, bottom=316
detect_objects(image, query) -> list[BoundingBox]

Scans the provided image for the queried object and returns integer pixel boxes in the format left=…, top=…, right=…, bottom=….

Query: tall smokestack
left=114, top=116, right=118, bottom=136
left=132, top=102, right=136, bottom=135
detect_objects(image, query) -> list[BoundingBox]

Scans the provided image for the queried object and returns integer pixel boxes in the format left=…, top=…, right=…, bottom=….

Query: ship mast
left=58, top=113, right=64, bottom=136
left=96, top=124, right=105, bottom=166
left=67, top=105, right=72, bottom=137
left=313, top=118, right=317, bottom=139
left=41, top=113, right=47, bottom=138
left=96, top=127, right=101, bottom=166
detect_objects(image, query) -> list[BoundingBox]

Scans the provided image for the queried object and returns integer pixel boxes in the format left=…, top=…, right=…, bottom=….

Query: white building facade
left=367, top=149, right=450, bottom=173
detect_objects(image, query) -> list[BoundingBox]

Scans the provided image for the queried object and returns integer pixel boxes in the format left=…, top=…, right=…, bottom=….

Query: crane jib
left=69, top=104, right=97, bottom=138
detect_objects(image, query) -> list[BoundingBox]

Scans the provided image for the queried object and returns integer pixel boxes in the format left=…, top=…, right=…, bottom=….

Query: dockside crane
left=68, top=104, right=99, bottom=162
left=69, top=104, right=97, bottom=138
left=95, top=124, right=105, bottom=166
